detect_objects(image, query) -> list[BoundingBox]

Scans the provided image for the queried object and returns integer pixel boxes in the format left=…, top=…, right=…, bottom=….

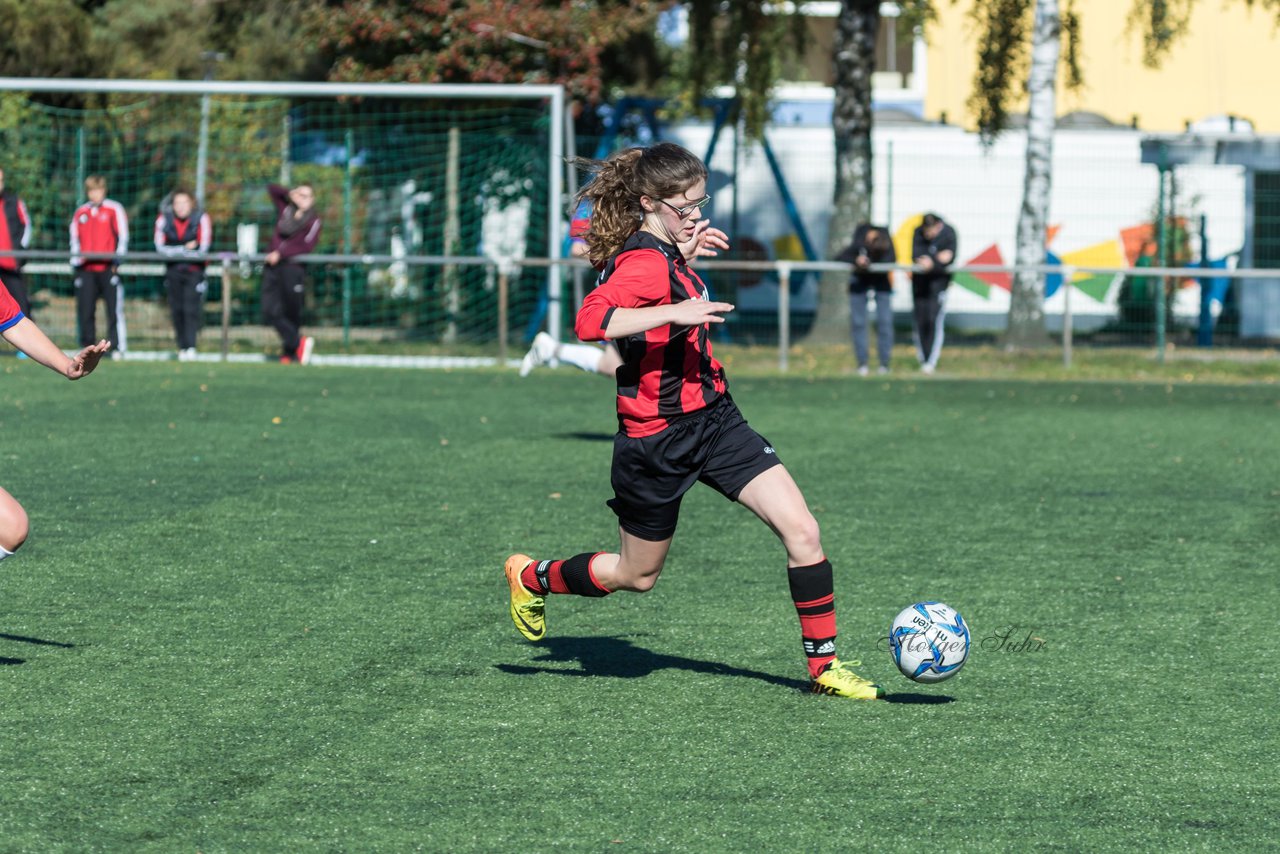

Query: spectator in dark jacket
left=154, top=189, right=213, bottom=361
left=910, top=212, right=957, bottom=374
left=262, top=183, right=322, bottom=364
left=837, top=223, right=896, bottom=375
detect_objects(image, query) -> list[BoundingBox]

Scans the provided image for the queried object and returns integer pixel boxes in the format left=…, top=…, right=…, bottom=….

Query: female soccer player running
left=0, top=286, right=110, bottom=560
left=503, top=142, right=883, bottom=699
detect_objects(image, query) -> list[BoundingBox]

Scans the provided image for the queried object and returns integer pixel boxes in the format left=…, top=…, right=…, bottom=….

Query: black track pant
left=912, top=284, right=949, bottom=369
left=166, top=266, right=207, bottom=350
left=261, top=262, right=306, bottom=355
left=75, top=269, right=126, bottom=350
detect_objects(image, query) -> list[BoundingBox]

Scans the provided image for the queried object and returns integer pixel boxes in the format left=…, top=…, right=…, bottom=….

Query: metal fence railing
left=8, top=249, right=1274, bottom=372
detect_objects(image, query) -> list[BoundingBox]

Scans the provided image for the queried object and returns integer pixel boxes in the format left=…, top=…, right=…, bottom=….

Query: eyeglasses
left=658, top=195, right=711, bottom=219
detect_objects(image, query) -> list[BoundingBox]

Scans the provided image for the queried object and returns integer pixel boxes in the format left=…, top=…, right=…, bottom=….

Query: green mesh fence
left=0, top=90, right=555, bottom=355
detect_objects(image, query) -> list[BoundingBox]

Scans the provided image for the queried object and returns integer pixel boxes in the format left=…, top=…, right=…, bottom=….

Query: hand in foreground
left=679, top=220, right=730, bottom=264
left=66, top=340, right=111, bottom=379
left=670, top=298, right=734, bottom=328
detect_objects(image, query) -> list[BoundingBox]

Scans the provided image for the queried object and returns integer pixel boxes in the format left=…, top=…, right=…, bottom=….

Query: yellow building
left=795, top=1, right=1280, bottom=133
left=926, top=0, right=1280, bottom=132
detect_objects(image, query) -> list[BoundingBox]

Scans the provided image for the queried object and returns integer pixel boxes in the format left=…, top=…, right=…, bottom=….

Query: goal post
left=0, top=77, right=566, bottom=355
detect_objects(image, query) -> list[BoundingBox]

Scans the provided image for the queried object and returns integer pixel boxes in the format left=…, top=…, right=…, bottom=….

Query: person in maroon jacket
left=0, top=167, right=33, bottom=318
left=501, top=143, right=884, bottom=700
left=262, top=182, right=321, bottom=364
left=69, top=175, right=129, bottom=356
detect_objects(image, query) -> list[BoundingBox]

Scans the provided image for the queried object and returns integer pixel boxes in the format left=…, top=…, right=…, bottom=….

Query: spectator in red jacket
left=69, top=175, right=129, bottom=356
left=0, top=167, right=33, bottom=318
left=262, top=183, right=322, bottom=364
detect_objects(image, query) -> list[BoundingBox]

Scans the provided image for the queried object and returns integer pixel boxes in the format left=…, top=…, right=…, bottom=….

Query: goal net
left=0, top=79, right=565, bottom=360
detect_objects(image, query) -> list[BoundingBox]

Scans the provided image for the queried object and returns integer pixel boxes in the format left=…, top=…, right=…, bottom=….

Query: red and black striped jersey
left=0, top=277, right=23, bottom=332
left=576, top=231, right=728, bottom=438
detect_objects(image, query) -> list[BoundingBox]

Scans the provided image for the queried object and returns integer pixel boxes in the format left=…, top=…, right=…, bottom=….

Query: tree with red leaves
left=307, top=1, right=664, bottom=104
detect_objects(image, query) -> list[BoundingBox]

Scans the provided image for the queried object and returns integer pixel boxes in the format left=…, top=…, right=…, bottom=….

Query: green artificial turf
left=0, top=359, right=1275, bottom=851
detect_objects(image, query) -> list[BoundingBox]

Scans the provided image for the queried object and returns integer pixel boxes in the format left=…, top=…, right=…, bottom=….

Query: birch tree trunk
left=805, top=0, right=878, bottom=345
left=1004, top=0, right=1060, bottom=349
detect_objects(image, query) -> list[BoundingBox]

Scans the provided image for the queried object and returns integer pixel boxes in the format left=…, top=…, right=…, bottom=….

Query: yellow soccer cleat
left=504, top=553, right=546, bottom=642
left=810, top=658, right=884, bottom=700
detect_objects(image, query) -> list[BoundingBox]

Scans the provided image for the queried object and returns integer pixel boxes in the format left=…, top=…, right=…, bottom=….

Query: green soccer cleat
left=810, top=658, right=884, bottom=700
left=504, top=553, right=545, bottom=642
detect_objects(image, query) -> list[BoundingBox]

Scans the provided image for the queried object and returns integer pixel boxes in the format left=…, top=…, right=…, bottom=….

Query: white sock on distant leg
left=556, top=343, right=605, bottom=374
left=0, top=546, right=14, bottom=562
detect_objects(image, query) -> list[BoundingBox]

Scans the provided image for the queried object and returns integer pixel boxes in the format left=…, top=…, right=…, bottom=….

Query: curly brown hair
left=570, top=142, right=707, bottom=268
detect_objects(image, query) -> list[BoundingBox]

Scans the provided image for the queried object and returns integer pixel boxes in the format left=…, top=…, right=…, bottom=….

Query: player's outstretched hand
left=671, top=298, right=734, bottom=327
left=66, top=340, right=111, bottom=380
left=679, top=220, right=730, bottom=264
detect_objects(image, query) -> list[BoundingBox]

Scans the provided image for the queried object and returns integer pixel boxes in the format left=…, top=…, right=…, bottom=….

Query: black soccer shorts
left=607, top=395, right=783, bottom=541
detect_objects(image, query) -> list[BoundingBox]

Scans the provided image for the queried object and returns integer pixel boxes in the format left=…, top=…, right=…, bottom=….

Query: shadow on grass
left=0, top=633, right=75, bottom=648
left=0, top=632, right=76, bottom=665
left=883, top=692, right=956, bottom=704
left=495, top=635, right=809, bottom=692
left=554, top=432, right=614, bottom=443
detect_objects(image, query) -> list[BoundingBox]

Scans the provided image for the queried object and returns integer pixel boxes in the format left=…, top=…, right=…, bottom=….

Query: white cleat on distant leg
left=519, top=332, right=559, bottom=377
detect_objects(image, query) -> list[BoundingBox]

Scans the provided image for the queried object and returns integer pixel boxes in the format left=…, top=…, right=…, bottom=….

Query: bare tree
left=1006, top=0, right=1062, bottom=349
left=807, top=0, right=883, bottom=344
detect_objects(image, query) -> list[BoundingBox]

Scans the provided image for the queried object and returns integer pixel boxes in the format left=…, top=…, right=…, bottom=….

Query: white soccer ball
left=889, top=601, right=970, bottom=683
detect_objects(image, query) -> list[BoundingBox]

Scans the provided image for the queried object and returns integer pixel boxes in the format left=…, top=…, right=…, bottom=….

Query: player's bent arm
left=598, top=301, right=733, bottom=340
left=2, top=318, right=109, bottom=379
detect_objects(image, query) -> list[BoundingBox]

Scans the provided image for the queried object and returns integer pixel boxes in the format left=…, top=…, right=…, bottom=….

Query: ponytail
left=569, top=143, right=707, bottom=267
